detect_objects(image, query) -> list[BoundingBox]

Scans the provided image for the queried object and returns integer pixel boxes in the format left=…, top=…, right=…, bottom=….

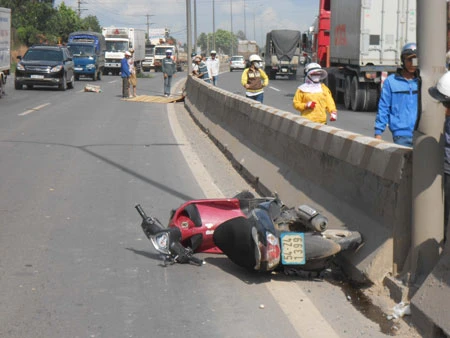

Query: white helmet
left=166, top=49, right=173, bottom=54
left=249, top=54, right=262, bottom=63
left=304, top=62, right=327, bottom=82
left=429, top=71, right=450, bottom=102
left=210, top=50, right=217, bottom=55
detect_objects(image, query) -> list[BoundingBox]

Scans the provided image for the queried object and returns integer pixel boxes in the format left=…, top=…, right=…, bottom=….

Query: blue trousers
left=246, top=92, right=264, bottom=103
left=164, top=75, right=173, bottom=95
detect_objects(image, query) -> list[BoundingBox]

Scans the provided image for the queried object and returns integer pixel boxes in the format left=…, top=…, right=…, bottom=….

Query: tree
left=213, top=29, right=237, bottom=56
left=0, top=0, right=101, bottom=46
left=236, top=30, right=246, bottom=40
left=48, top=3, right=82, bottom=43
left=197, top=30, right=238, bottom=56
left=81, top=15, right=101, bottom=33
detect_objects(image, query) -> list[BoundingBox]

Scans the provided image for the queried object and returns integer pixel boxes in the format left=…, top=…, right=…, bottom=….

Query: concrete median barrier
left=184, top=75, right=413, bottom=284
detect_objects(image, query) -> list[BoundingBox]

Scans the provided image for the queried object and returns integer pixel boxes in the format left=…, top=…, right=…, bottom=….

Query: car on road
left=229, top=55, right=246, bottom=72
left=15, top=45, right=75, bottom=91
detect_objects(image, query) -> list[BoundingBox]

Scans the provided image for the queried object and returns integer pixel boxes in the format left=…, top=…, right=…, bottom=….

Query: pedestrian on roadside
left=191, top=52, right=198, bottom=75
left=374, top=43, right=419, bottom=147
left=161, top=49, right=176, bottom=97
left=428, top=71, right=450, bottom=242
left=128, top=48, right=137, bottom=97
left=193, top=55, right=211, bottom=83
left=206, top=50, right=220, bottom=86
left=241, top=54, right=269, bottom=103
left=292, top=62, right=337, bottom=124
left=121, top=51, right=132, bottom=98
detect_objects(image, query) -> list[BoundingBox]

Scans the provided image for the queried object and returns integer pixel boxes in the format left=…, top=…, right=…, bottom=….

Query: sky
left=54, top=0, right=320, bottom=47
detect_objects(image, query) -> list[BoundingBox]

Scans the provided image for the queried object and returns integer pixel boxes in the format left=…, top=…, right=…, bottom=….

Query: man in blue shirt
left=121, top=51, right=131, bottom=98
left=374, top=43, right=419, bottom=147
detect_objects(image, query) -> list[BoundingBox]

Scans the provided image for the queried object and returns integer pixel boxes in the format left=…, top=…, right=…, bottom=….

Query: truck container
left=0, top=7, right=11, bottom=98
left=325, top=0, right=416, bottom=111
left=237, top=40, right=259, bottom=61
left=67, top=31, right=105, bottom=81
left=264, top=30, right=301, bottom=80
left=101, top=27, right=146, bottom=75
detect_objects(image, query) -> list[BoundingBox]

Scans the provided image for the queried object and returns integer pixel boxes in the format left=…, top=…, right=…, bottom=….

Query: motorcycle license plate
left=280, top=232, right=305, bottom=265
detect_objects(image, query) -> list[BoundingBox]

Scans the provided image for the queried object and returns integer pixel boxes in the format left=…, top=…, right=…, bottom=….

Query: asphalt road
left=0, top=72, right=413, bottom=337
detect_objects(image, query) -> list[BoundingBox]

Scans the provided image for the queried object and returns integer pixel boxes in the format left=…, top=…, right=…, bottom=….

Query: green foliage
left=197, top=30, right=238, bottom=56
left=0, top=1, right=102, bottom=46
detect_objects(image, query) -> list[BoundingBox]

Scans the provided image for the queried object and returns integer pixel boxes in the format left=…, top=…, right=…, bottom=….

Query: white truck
left=0, top=7, right=11, bottom=98
left=153, top=44, right=181, bottom=72
left=326, top=0, right=416, bottom=111
left=101, top=27, right=146, bottom=75
left=143, top=28, right=166, bottom=72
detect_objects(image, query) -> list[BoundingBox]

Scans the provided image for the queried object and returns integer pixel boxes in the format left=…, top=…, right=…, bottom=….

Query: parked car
left=229, top=55, right=246, bottom=72
left=15, top=45, right=75, bottom=91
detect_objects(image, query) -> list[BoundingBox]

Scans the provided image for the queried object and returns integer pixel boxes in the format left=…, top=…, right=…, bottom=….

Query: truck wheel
left=326, top=69, right=338, bottom=102
left=75, top=74, right=80, bottom=81
left=350, top=76, right=366, bottom=111
left=365, top=85, right=379, bottom=112
left=344, top=76, right=352, bottom=109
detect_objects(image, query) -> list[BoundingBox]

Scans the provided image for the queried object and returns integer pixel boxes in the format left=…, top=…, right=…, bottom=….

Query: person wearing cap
left=429, top=71, right=450, bottom=242
left=161, top=49, right=176, bottom=97
left=241, top=54, right=269, bottom=103
left=128, top=48, right=137, bottom=97
left=121, top=51, right=132, bottom=98
left=374, top=42, right=419, bottom=147
left=293, top=62, right=337, bottom=124
left=192, top=55, right=211, bottom=83
left=206, top=50, right=220, bottom=86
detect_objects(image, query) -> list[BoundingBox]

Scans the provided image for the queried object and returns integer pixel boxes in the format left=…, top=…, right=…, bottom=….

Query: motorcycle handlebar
left=135, top=204, right=148, bottom=220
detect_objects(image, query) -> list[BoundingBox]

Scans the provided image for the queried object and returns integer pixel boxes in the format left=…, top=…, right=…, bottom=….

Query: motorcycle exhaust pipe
left=295, top=204, right=328, bottom=232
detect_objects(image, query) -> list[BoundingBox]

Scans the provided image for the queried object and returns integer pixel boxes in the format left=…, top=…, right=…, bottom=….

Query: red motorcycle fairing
left=168, top=198, right=248, bottom=253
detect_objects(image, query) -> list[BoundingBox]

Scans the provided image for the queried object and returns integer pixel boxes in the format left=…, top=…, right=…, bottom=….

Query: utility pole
left=212, top=0, right=216, bottom=51
left=230, top=0, right=233, bottom=56
left=243, top=0, right=246, bottom=39
left=145, top=14, right=154, bottom=44
left=194, top=0, right=197, bottom=53
left=76, top=0, right=86, bottom=18
left=186, top=0, right=192, bottom=74
left=410, top=0, right=447, bottom=285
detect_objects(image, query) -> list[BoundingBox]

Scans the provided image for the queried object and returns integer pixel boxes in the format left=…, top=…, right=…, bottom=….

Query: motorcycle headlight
left=150, top=233, right=170, bottom=255
left=51, top=65, right=63, bottom=73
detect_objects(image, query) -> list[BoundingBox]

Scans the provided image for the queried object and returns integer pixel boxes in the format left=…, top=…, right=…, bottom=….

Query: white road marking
left=269, top=86, right=281, bottom=91
left=18, top=103, right=51, bottom=116
left=108, top=80, right=118, bottom=84
left=167, top=101, right=223, bottom=198
left=168, top=79, right=341, bottom=337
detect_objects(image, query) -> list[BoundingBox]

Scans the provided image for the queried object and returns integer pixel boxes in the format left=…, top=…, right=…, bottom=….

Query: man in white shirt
left=206, top=50, right=220, bottom=86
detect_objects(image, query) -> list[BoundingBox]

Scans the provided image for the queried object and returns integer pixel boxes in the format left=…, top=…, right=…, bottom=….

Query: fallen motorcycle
left=135, top=191, right=362, bottom=273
